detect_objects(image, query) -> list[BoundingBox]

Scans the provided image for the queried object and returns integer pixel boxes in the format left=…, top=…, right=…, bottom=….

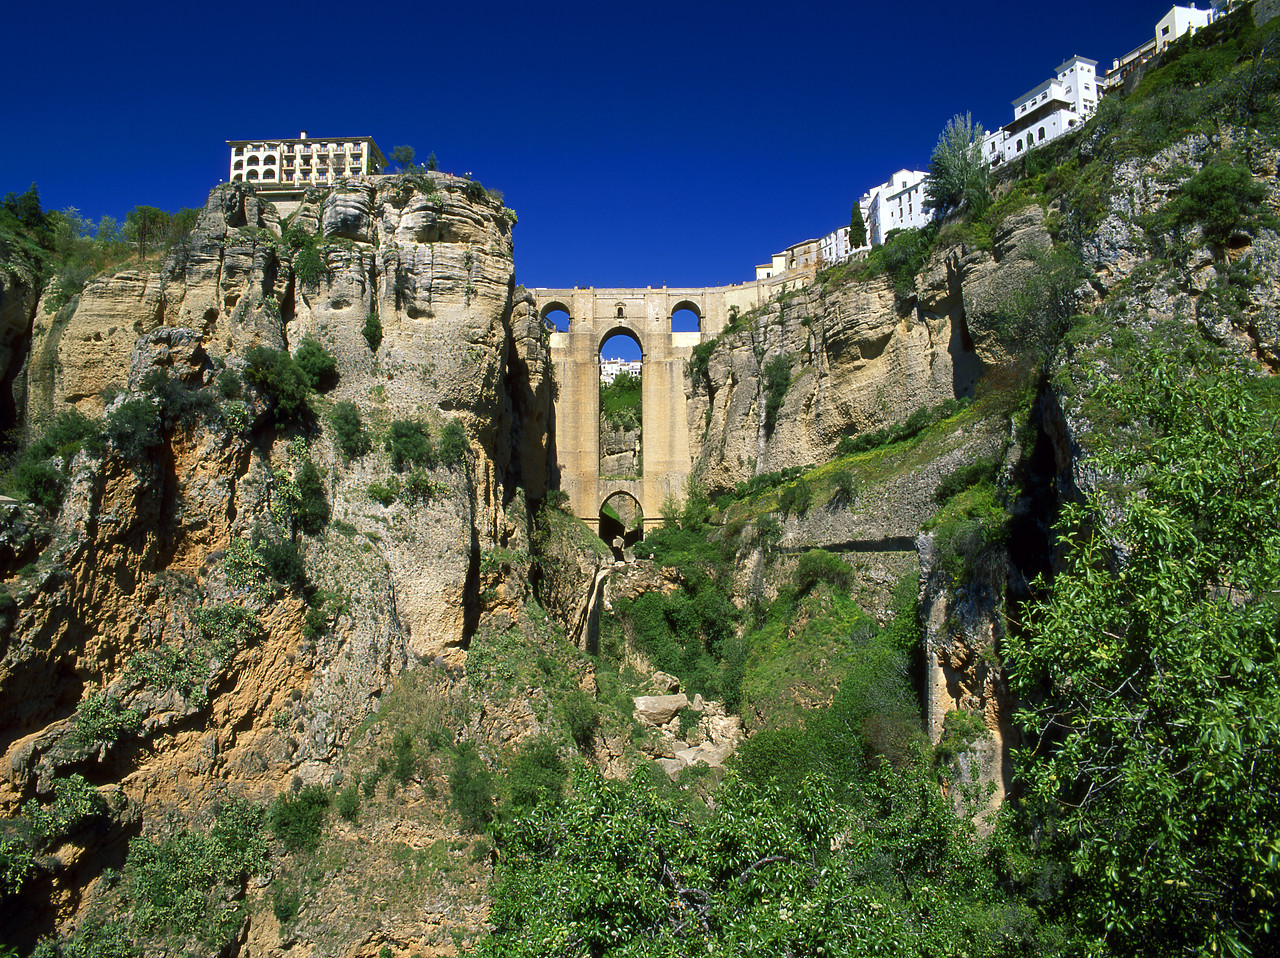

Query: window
left=1016, top=139, right=1024, bottom=152
left=1038, top=127, right=1046, bottom=140
left=1162, top=24, right=1171, bottom=35
left=233, top=160, right=243, bottom=170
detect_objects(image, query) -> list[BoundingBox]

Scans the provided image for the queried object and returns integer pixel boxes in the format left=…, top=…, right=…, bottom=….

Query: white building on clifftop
left=226, top=132, right=387, bottom=214
left=983, top=55, right=1099, bottom=166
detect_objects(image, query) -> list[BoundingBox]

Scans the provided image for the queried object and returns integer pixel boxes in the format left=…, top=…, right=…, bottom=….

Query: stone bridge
left=531, top=281, right=786, bottom=538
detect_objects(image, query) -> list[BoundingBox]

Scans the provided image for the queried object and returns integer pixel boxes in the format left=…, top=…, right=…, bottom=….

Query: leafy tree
left=426, top=152, right=439, bottom=171
left=1010, top=352, right=1280, bottom=958
left=95, top=214, right=122, bottom=246
left=924, top=112, right=990, bottom=217
left=390, top=145, right=416, bottom=171
left=480, top=762, right=1037, bottom=957
left=124, top=205, right=170, bottom=261
left=849, top=200, right=868, bottom=248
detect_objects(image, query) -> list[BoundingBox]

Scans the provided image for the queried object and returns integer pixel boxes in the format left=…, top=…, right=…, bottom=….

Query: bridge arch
left=599, top=489, right=644, bottom=558
left=598, top=324, right=645, bottom=356
left=670, top=299, right=702, bottom=333
left=540, top=301, right=571, bottom=332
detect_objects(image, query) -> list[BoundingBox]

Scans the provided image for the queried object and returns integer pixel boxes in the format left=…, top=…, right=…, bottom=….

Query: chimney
left=300, top=130, right=308, bottom=140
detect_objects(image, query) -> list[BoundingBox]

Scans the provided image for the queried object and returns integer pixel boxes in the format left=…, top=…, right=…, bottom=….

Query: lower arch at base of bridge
left=570, top=479, right=669, bottom=540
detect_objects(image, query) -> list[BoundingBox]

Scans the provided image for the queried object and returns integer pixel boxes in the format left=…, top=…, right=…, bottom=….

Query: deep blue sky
left=6, top=0, right=1169, bottom=291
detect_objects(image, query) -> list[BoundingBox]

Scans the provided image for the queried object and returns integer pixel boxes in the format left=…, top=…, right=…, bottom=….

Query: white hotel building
left=983, top=56, right=1099, bottom=166
left=226, top=132, right=387, bottom=214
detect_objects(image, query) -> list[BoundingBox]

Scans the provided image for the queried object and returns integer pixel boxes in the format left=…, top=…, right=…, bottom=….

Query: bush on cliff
left=293, top=338, right=338, bottom=393
left=330, top=402, right=371, bottom=460
left=244, top=346, right=311, bottom=428
left=2, top=409, right=103, bottom=512
left=385, top=419, right=435, bottom=471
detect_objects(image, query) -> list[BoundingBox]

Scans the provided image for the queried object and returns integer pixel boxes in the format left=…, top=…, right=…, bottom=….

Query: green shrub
left=560, top=690, right=600, bottom=749
left=687, top=338, right=717, bottom=385
left=127, top=643, right=210, bottom=706
left=401, top=468, right=439, bottom=502
left=128, top=799, right=267, bottom=940
left=295, top=460, right=329, bottom=534
left=272, top=880, right=301, bottom=924
left=223, top=538, right=271, bottom=599
left=141, top=368, right=216, bottom=429
left=190, top=604, right=259, bottom=657
left=367, top=480, right=397, bottom=506
left=449, top=742, right=495, bottom=831
left=438, top=420, right=468, bottom=468
left=362, top=311, right=383, bottom=351
left=24, top=774, right=109, bottom=849
left=330, top=401, right=371, bottom=459
left=761, top=353, right=791, bottom=435
left=4, top=458, right=64, bottom=513
left=935, top=457, right=999, bottom=504
left=831, top=468, right=859, bottom=506
left=216, top=369, right=242, bottom=399
left=269, top=786, right=330, bottom=853
left=777, top=478, right=812, bottom=516
left=506, top=738, right=567, bottom=815
left=336, top=784, right=361, bottom=823
left=0, top=835, right=35, bottom=896
left=794, top=549, right=853, bottom=595
left=1161, top=161, right=1273, bottom=249
left=754, top=514, right=781, bottom=554
left=73, top=692, right=141, bottom=747
left=106, top=397, right=162, bottom=459
left=293, top=338, right=337, bottom=393
left=288, top=229, right=325, bottom=288
left=244, top=345, right=311, bottom=427
left=392, top=730, right=417, bottom=785
left=385, top=419, right=434, bottom=471
left=258, top=535, right=306, bottom=592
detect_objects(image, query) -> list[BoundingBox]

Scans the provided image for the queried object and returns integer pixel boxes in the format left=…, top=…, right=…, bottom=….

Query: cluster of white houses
left=756, top=2, right=1229, bottom=281
left=600, top=358, right=643, bottom=385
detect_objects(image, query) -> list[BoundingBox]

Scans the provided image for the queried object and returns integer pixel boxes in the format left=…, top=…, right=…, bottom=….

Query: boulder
left=633, top=693, right=688, bottom=727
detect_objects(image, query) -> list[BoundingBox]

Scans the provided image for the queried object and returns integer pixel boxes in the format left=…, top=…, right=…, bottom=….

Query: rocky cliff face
left=0, top=176, right=556, bottom=950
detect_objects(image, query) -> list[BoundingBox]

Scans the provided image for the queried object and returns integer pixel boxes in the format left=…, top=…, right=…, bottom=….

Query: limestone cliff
left=0, top=175, right=555, bottom=951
